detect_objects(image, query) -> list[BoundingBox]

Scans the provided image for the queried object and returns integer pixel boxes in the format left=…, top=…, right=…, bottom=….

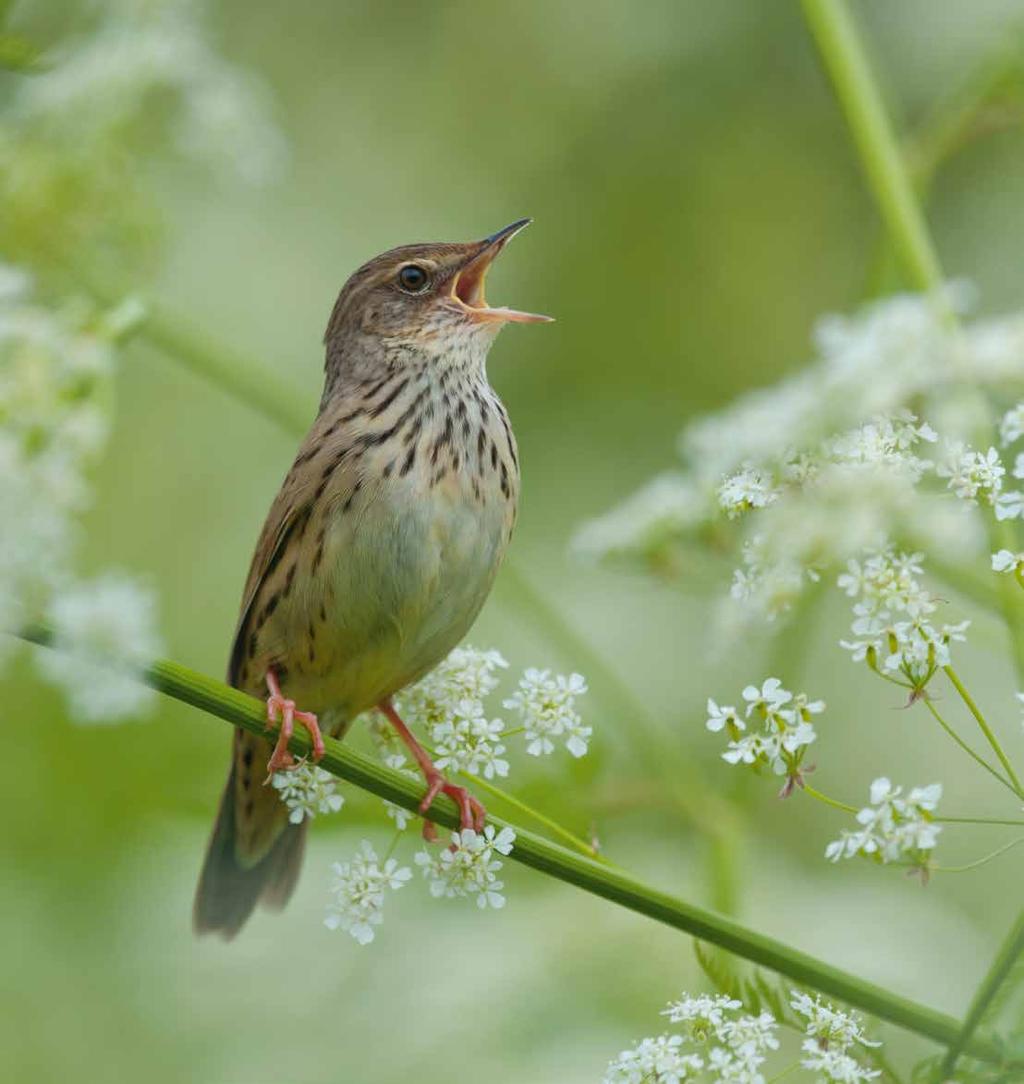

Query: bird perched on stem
left=194, top=220, right=551, bottom=938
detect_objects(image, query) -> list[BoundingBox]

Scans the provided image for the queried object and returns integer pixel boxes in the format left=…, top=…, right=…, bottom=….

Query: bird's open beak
left=449, top=218, right=554, bottom=324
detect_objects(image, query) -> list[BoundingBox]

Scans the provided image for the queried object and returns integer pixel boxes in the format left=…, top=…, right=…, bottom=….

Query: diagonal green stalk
left=939, top=908, right=1024, bottom=1075
left=14, top=623, right=1010, bottom=1061
left=802, top=0, right=1024, bottom=1073
left=922, top=697, right=1017, bottom=796
left=800, top=0, right=944, bottom=294
left=944, top=665, right=1024, bottom=798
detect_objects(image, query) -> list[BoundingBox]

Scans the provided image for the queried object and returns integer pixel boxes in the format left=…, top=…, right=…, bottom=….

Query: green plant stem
left=800, top=0, right=944, bottom=295
left=802, top=784, right=858, bottom=814
left=802, top=2, right=1024, bottom=1071
left=944, top=665, right=1024, bottom=797
left=935, top=837, right=1024, bottom=875
left=16, top=624, right=1007, bottom=1061
left=940, top=907, right=1024, bottom=1076
left=921, top=697, right=1016, bottom=796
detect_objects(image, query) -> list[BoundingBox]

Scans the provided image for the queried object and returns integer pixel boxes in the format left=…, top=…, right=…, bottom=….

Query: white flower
left=415, top=825, right=515, bottom=909
left=997, top=490, right=1024, bottom=521
left=400, top=645, right=508, bottom=729
left=825, top=778, right=942, bottom=868
left=717, top=464, right=779, bottom=518
left=271, top=763, right=344, bottom=824
left=35, top=573, right=163, bottom=723
left=1000, top=403, right=1024, bottom=446
left=570, top=472, right=708, bottom=571
left=790, top=991, right=881, bottom=1052
left=662, top=993, right=742, bottom=1033
left=503, top=669, right=589, bottom=758
left=935, top=442, right=1005, bottom=504
left=741, top=677, right=791, bottom=718
left=992, top=549, right=1024, bottom=574
left=324, top=841, right=411, bottom=945
left=706, top=698, right=743, bottom=733
left=432, top=702, right=509, bottom=779
left=800, top=1040, right=880, bottom=1083
left=603, top=1035, right=704, bottom=1083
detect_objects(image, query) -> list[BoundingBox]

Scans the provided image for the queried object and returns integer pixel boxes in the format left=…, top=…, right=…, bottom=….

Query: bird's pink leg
left=377, top=698, right=486, bottom=840
left=264, top=669, right=325, bottom=778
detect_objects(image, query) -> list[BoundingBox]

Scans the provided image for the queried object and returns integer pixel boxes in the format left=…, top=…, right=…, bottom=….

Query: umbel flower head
left=605, top=988, right=879, bottom=1084
left=572, top=288, right=1024, bottom=642
left=825, top=777, right=942, bottom=875
left=324, top=841, right=412, bottom=945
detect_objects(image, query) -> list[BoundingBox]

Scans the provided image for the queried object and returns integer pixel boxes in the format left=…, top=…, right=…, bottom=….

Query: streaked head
left=324, top=220, right=552, bottom=357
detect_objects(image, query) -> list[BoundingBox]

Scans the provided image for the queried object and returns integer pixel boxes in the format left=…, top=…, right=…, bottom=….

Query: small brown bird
left=194, top=220, right=551, bottom=938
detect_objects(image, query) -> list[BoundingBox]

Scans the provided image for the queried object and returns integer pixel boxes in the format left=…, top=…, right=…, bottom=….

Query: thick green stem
left=16, top=624, right=1007, bottom=1060
left=944, top=665, right=1024, bottom=797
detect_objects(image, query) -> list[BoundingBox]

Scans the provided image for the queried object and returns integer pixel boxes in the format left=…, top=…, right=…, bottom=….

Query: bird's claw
left=263, top=671, right=324, bottom=781
left=419, top=771, right=487, bottom=841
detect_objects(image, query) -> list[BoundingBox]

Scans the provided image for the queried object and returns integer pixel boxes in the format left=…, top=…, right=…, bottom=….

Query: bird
left=193, top=219, right=551, bottom=938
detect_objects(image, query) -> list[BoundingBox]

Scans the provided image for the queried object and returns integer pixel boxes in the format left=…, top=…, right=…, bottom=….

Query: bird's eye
left=397, top=264, right=430, bottom=293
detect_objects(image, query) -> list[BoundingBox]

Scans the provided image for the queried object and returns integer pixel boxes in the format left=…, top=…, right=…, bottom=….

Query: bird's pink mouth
left=449, top=221, right=553, bottom=325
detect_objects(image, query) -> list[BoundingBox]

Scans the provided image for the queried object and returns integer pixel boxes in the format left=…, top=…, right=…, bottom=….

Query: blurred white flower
left=935, top=442, right=1005, bottom=505
left=503, top=668, right=589, bottom=757
left=12, top=0, right=288, bottom=186
left=717, top=463, right=778, bottom=519
left=324, top=841, right=411, bottom=945
left=570, top=472, right=708, bottom=572
left=399, top=645, right=507, bottom=730
left=705, top=699, right=742, bottom=734
left=1000, top=402, right=1024, bottom=445
left=415, top=825, right=515, bottom=909
left=35, top=573, right=163, bottom=723
left=271, top=763, right=344, bottom=824
left=825, top=777, right=942, bottom=870
left=991, top=549, right=1024, bottom=574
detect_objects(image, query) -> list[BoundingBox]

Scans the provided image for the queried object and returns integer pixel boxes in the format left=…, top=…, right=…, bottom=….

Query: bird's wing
left=226, top=419, right=358, bottom=692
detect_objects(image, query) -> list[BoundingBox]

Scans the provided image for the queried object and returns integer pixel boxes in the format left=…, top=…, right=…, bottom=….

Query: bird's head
left=324, top=219, right=551, bottom=366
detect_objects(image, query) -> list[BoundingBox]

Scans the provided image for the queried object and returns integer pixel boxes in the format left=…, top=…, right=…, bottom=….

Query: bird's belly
left=287, top=477, right=510, bottom=715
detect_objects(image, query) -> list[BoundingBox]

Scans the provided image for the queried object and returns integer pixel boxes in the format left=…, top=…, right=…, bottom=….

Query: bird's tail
left=193, top=730, right=305, bottom=939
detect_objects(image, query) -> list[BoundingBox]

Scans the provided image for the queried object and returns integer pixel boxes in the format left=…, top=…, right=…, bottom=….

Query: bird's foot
left=376, top=698, right=486, bottom=840
left=418, top=771, right=486, bottom=842
left=264, top=669, right=325, bottom=779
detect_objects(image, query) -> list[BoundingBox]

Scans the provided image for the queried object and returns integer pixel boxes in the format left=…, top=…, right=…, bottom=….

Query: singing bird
left=194, top=220, right=551, bottom=938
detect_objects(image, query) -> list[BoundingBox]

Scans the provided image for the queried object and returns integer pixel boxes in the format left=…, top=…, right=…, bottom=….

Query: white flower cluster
left=0, top=269, right=163, bottom=721
left=271, top=763, right=344, bottom=824
left=415, top=825, right=516, bottom=910
left=2, top=0, right=287, bottom=267
left=790, top=991, right=881, bottom=1083
left=394, top=646, right=591, bottom=772
left=573, top=290, right=1024, bottom=633
left=708, top=678, right=823, bottom=795
left=397, top=646, right=510, bottom=778
left=324, top=842, right=412, bottom=945
left=837, top=547, right=968, bottom=687
left=605, top=989, right=879, bottom=1083
left=503, top=668, right=591, bottom=757
left=825, top=777, right=942, bottom=871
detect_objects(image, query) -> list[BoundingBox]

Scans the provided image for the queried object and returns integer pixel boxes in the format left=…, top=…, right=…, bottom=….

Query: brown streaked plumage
left=194, top=220, right=551, bottom=938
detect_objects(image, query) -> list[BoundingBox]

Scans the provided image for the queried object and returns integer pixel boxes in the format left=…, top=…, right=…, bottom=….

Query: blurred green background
left=6, top=1, right=1024, bottom=1081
